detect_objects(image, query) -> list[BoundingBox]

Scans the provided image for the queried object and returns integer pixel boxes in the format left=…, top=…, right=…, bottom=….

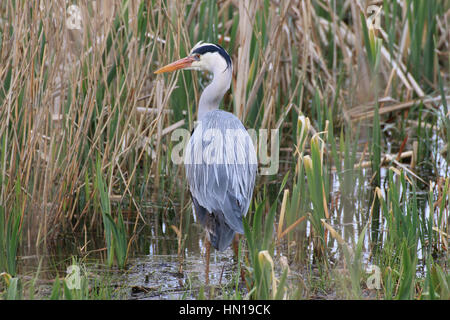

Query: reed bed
left=0, top=0, right=449, bottom=300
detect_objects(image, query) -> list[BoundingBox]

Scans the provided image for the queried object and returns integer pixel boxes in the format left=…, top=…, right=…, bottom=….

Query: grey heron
left=155, top=42, right=257, bottom=284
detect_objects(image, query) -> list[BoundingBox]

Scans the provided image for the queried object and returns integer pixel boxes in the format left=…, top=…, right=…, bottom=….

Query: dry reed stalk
left=235, top=0, right=258, bottom=120
left=350, top=95, right=448, bottom=120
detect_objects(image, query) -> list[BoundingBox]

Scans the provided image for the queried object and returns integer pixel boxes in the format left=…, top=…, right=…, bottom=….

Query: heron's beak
left=154, top=56, right=196, bottom=74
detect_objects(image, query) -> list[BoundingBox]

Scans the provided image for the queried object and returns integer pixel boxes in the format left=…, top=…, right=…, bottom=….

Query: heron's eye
left=194, top=53, right=201, bottom=60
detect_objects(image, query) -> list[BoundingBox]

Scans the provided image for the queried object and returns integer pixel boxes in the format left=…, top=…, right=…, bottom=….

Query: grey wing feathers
left=185, top=110, right=257, bottom=251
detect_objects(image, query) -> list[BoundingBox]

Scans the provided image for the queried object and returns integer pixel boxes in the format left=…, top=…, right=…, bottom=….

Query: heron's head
left=154, top=42, right=232, bottom=75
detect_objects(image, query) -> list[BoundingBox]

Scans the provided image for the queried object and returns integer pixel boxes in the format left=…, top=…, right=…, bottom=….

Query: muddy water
left=125, top=250, right=237, bottom=300
left=18, top=213, right=242, bottom=299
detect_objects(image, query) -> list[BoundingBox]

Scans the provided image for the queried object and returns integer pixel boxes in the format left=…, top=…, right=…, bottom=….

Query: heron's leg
left=232, top=234, right=246, bottom=283
left=232, top=234, right=239, bottom=260
left=205, top=237, right=211, bottom=285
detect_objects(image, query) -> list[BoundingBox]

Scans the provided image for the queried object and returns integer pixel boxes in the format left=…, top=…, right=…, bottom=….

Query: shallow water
left=17, top=215, right=243, bottom=299
left=125, top=250, right=237, bottom=300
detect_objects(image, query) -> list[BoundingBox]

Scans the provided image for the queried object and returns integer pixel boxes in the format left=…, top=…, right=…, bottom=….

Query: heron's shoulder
left=200, top=110, right=245, bottom=129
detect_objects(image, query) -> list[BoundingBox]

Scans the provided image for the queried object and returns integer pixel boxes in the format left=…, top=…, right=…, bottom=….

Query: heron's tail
left=191, top=195, right=236, bottom=251
left=207, top=213, right=235, bottom=251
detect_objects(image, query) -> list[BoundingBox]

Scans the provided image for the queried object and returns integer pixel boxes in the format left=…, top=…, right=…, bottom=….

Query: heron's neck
left=198, top=67, right=232, bottom=120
